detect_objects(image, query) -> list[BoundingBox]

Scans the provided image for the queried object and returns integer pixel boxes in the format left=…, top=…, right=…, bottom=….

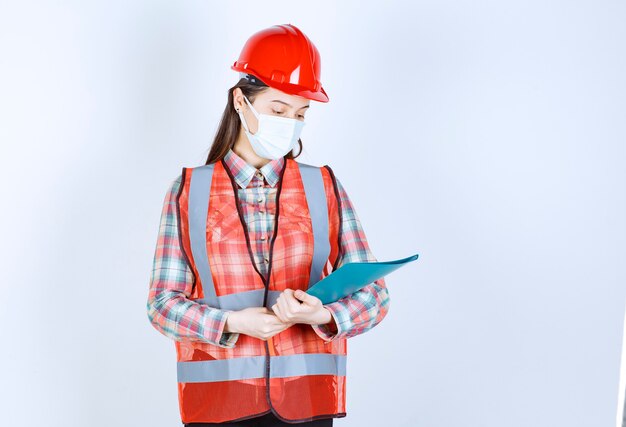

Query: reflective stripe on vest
left=187, top=161, right=331, bottom=310
left=195, top=289, right=279, bottom=311
left=298, top=163, right=331, bottom=289
left=188, top=164, right=219, bottom=306
left=177, top=353, right=347, bottom=383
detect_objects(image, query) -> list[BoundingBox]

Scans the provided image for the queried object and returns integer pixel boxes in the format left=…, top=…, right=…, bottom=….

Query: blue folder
left=306, top=253, right=419, bottom=304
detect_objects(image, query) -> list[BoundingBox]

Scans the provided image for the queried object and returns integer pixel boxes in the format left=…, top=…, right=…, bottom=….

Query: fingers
left=262, top=312, right=294, bottom=338
left=271, top=288, right=322, bottom=326
left=283, top=289, right=303, bottom=312
left=278, top=295, right=291, bottom=320
left=272, top=297, right=290, bottom=323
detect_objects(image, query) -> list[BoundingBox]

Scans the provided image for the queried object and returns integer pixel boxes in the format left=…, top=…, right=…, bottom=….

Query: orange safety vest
left=175, top=157, right=347, bottom=424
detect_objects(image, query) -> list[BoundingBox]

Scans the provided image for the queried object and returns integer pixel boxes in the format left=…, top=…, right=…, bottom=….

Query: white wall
left=1, top=1, right=625, bottom=426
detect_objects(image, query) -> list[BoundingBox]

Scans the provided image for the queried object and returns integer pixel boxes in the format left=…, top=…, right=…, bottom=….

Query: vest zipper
left=261, top=159, right=286, bottom=417
left=220, top=157, right=288, bottom=416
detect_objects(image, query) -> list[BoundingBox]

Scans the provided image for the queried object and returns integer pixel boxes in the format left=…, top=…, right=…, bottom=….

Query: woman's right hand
left=224, top=307, right=294, bottom=341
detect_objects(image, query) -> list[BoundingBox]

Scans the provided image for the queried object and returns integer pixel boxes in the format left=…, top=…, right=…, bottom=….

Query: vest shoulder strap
left=296, top=162, right=331, bottom=288
left=188, top=164, right=218, bottom=306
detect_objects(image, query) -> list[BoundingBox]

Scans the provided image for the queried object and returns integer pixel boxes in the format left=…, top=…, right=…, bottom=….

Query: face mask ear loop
left=243, top=95, right=260, bottom=120
left=237, top=95, right=257, bottom=134
left=237, top=108, right=251, bottom=134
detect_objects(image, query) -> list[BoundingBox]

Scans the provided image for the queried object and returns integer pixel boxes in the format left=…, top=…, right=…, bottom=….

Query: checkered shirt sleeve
left=146, top=175, right=240, bottom=348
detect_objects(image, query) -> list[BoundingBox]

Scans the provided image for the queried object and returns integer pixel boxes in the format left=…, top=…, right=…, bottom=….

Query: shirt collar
left=223, top=148, right=284, bottom=189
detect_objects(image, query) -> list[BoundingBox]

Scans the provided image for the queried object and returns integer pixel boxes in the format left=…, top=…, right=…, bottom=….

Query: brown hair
left=204, top=77, right=304, bottom=165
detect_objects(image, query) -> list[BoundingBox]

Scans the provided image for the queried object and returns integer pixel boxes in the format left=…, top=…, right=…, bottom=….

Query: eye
left=273, top=109, right=305, bottom=120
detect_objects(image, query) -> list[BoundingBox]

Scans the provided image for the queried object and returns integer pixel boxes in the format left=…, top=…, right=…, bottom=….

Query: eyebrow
left=270, top=100, right=310, bottom=110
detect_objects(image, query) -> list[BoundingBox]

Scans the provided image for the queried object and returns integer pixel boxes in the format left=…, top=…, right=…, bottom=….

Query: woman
left=147, top=24, right=391, bottom=427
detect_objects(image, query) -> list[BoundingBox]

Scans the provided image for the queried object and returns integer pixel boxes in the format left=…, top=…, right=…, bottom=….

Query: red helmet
left=231, top=23, right=329, bottom=102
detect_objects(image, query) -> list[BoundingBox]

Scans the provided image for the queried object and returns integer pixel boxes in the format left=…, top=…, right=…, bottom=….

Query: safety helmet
left=231, top=23, right=329, bottom=102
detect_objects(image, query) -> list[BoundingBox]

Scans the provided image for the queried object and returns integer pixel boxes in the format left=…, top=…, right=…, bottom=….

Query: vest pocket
left=279, top=202, right=312, bottom=234
left=208, top=202, right=243, bottom=241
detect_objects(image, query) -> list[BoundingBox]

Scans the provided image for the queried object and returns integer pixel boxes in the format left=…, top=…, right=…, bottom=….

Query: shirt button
left=264, top=257, right=269, bottom=264
left=257, top=197, right=264, bottom=203
left=260, top=235, right=266, bottom=241
left=259, top=210, right=265, bottom=214
left=256, top=171, right=263, bottom=178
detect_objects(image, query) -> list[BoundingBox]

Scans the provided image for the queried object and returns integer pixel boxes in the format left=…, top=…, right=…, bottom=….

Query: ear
left=233, top=88, right=245, bottom=112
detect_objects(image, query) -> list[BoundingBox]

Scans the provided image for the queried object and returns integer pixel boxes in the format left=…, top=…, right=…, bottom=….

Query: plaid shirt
left=147, top=148, right=390, bottom=348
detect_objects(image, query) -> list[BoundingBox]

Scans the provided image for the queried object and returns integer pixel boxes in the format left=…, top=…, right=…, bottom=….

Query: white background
left=1, top=1, right=625, bottom=426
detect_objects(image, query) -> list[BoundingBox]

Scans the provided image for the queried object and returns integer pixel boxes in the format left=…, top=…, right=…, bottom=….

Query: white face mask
left=237, top=94, right=306, bottom=160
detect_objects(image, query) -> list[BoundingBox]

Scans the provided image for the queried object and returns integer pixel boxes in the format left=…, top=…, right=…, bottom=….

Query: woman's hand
left=271, top=289, right=332, bottom=326
left=225, top=307, right=295, bottom=341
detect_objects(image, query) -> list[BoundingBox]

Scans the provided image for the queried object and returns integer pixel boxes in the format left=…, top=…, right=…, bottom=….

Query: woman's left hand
left=271, top=288, right=331, bottom=326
